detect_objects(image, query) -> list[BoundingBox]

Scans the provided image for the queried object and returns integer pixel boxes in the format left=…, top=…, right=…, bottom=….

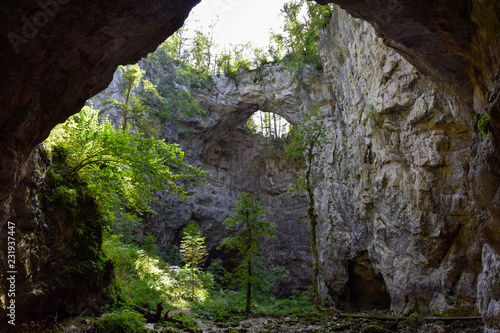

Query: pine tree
left=180, top=220, right=208, bottom=298
left=142, top=233, right=159, bottom=263
left=220, top=192, right=277, bottom=314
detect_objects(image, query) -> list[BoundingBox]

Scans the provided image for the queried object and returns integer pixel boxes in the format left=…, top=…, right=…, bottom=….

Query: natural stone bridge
left=1, top=0, right=499, bottom=331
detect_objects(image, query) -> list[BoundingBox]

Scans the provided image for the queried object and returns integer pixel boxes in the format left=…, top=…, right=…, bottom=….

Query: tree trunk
left=191, top=265, right=195, bottom=299
left=246, top=211, right=252, bottom=314
left=306, top=142, right=319, bottom=310
left=267, top=113, right=272, bottom=138
left=273, top=113, right=277, bottom=138
left=122, top=82, right=133, bottom=132
left=259, top=111, right=266, bottom=136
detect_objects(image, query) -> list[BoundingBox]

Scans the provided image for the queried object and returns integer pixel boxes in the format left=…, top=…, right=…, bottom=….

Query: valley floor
left=145, top=312, right=484, bottom=333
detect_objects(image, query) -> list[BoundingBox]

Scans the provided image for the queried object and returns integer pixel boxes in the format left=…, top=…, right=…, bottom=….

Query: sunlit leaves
left=102, top=64, right=162, bottom=136
left=273, top=0, right=334, bottom=84
left=180, top=221, right=208, bottom=269
left=285, top=106, right=327, bottom=168
left=45, top=105, right=209, bottom=223
left=180, top=221, right=208, bottom=298
left=104, top=234, right=211, bottom=310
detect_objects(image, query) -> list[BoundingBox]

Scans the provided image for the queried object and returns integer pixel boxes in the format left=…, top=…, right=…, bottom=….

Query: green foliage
left=444, top=292, right=464, bottom=306
left=112, top=212, right=141, bottom=243
left=478, top=113, right=491, bottom=137
left=159, top=245, right=183, bottom=266
left=364, top=103, right=381, bottom=134
left=17, top=317, right=65, bottom=333
left=247, top=111, right=291, bottom=139
left=44, top=105, right=208, bottom=225
left=142, top=233, right=159, bottom=257
left=273, top=0, right=334, bottom=85
left=144, top=44, right=209, bottom=123
left=192, top=29, right=215, bottom=70
left=220, top=192, right=278, bottom=314
left=256, top=266, right=290, bottom=298
left=206, top=258, right=230, bottom=290
left=285, top=106, right=327, bottom=168
left=180, top=221, right=208, bottom=298
left=103, top=64, right=161, bottom=137
left=44, top=161, right=112, bottom=294
left=180, top=221, right=208, bottom=268
left=214, top=43, right=255, bottom=85
left=192, top=288, right=314, bottom=322
left=103, top=234, right=214, bottom=311
left=192, top=290, right=248, bottom=322
left=96, top=309, right=146, bottom=333
left=285, top=106, right=327, bottom=310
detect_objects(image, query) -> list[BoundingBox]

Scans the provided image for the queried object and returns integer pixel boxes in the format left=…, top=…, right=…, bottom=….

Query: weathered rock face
left=318, top=0, right=500, bottom=112
left=478, top=244, right=500, bottom=332
left=120, top=5, right=498, bottom=327
left=1, top=148, right=114, bottom=324
left=1, top=0, right=500, bottom=331
left=313, top=9, right=482, bottom=315
left=134, top=65, right=314, bottom=294
left=0, top=0, right=199, bottom=228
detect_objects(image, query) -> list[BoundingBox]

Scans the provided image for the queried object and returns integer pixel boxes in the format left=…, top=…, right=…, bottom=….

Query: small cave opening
left=339, top=254, right=391, bottom=311
left=247, top=110, right=292, bottom=139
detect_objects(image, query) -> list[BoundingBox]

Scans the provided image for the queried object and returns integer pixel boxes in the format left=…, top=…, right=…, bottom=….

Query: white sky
left=187, top=0, right=288, bottom=49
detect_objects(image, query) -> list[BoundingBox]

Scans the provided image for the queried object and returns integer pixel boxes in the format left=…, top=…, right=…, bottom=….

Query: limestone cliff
left=109, top=5, right=497, bottom=329
left=1, top=0, right=499, bottom=331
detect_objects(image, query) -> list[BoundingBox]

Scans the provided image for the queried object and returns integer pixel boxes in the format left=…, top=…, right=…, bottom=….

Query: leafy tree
left=192, top=29, right=215, bottom=70
left=139, top=233, right=159, bottom=264
left=180, top=220, right=208, bottom=298
left=206, top=258, right=229, bottom=290
left=220, top=192, right=277, bottom=314
left=160, top=245, right=183, bottom=266
left=285, top=106, right=327, bottom=310
left=144, top=37, right=211, bottom=122
left=113, top=212, right=142, bottom=243
left=274, top=0, right=334, bottom=85
left=103, top=64, right=161, bottom=136
left=45, top=105, right=208, bottom=224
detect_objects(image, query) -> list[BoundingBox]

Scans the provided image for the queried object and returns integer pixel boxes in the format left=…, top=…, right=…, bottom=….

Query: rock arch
left=1, top=0, right=499, bottom=329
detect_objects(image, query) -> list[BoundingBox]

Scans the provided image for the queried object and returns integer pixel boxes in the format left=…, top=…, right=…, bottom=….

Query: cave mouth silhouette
left=338, top=253, right=392, bottom=311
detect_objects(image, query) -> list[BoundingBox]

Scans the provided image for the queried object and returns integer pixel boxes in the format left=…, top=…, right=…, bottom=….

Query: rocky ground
left=145, top=313, right=484, bottom=333
left=20, top=310, right=485, bottom=332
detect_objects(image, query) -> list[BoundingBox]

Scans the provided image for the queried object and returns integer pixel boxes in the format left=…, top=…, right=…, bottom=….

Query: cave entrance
left=340, top=254, right=391, bottom=311
left=247, top=110, right=291, bottom=139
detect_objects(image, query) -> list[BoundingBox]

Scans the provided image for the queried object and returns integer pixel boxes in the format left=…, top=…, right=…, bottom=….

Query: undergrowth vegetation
left=99, top=231, right=315, bottom=330
left=35, top=1, right=339, bottom=331
left=102, top=234, right=213, bottom=310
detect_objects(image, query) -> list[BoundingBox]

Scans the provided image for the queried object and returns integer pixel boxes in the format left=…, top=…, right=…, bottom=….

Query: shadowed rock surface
left=0, top=0, right=500, bottom=331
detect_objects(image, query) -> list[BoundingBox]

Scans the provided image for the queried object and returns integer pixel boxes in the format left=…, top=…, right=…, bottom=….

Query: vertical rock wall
left=1, top=0, right=498, bottom=330
left=140, top=5, right=495, bottom=321
left=313, top=8, right=481, bottom=315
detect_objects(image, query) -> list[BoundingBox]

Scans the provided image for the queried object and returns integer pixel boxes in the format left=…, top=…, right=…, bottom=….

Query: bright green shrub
left=478, top=113, right=491, bottom=137
left=96, top=309, right=146, bottom=333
